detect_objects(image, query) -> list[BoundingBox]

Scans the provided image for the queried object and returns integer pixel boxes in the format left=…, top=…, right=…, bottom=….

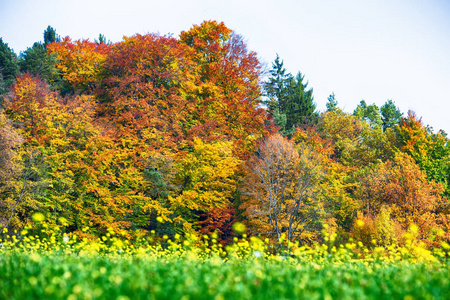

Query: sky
left=1, top=0, right=449, bottom=133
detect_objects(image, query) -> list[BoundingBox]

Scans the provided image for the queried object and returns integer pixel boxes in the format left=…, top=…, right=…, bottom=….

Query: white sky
left=1, top=0, right=449, bottom=133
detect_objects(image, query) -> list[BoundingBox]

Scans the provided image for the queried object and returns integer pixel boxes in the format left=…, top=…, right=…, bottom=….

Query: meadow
left=1, top=227, right=449, bottom=300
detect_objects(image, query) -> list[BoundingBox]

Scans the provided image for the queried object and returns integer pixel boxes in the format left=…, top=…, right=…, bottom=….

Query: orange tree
left=95, top=23, right=270, bottom=236
left=396, top=110, right=450, bottom=198
left=94, top=33, right=199, bottom=235
left=47, top=37, right=110, bottom=93
left=3, top=74, right=165, bottom=238
left=355, top=152, right=448, bottom=247
left=179, top=20, right=268, bottom=158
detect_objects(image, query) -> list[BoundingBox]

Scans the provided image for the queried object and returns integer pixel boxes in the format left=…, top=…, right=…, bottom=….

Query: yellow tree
left=1, top=75, right=54, bottom=231
left=293, top=128, right=359, bottom=233
left=319, top=109, right=368, bottom=166
left=3, top=74, right=169, bottom=238
left=0, top=110, right=25, bottom=229
left=169, top=138, right=242, bottom=233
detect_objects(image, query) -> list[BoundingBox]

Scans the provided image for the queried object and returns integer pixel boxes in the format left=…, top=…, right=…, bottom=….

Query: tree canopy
left=0, top=21, right=448, bottom=248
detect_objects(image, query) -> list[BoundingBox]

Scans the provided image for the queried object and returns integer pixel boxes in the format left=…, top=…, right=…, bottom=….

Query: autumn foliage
left=1, top=21, right=449, bottom=249
left=47, top=37, right=110, bottom=92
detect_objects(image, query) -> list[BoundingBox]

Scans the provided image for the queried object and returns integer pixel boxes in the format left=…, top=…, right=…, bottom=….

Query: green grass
left=1, top=227, right=450, bottom=299
left=1, top=250, right=449, bottom=300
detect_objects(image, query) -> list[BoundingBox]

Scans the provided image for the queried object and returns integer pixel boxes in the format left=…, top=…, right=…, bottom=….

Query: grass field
left=1, top=251, right=449, bottom=299
left=1, top=230, right=449, bottom=299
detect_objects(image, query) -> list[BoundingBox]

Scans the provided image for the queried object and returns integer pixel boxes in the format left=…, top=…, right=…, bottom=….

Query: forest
left=1, top=20, right=449, bottom=250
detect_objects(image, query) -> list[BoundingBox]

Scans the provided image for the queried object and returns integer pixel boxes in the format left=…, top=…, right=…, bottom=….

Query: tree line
left=0, top=21, right=449, bottom=248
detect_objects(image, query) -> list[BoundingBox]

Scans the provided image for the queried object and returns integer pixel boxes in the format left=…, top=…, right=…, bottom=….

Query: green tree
left=380, top=99, right=402, bottom=131
left=265, top=55, right=317, bottom=135
left=265, top=54, right=290, bottom=113
left=0, top=38, right=20, bottom=97
left=264, top=55, right=291, bottom=134
left=284, top=72, right=317, bottom=130
left=43, top=26, right=60, bottom=47
left=95, top=34, right=110, bottom=45
left=326, top=92, right=338, bottom=112
left=353, top=100, right=382, bottom=128
left=18, top=42, right=60, bottom=89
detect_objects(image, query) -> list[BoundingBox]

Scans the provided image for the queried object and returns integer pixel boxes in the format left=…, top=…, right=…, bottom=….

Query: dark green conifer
left=0, top=38, right=20, bottom=97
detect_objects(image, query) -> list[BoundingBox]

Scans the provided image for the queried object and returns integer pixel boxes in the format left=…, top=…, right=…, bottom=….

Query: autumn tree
left=0, top=111, right=23, bottom=227
left=179, top=21, right=268, bottom=154
left=197, top=205, right=236, bottom=244
left=242, top=134, right=324, bottom=243
left=96, top=33, right=198, bottom=157
left=47, top=37, right=110, bottom=93
left=319, top=109, right=368, bottom=166
left=397, top=110, right=450, bottom=197
left=355, top=152, right=448, bottom=247
left=95, top=34, right=195, bottom=233
left=169, top=138, right=241, bottom=233
left=0, top=108, right=47, bottom=231
left=3, top=74, right=144, bottom=237
left=293, top=128, right=358, bottom=232
left=94, top=23, right=269, bottom=236
left=2, top=74, right=77, bottom=231
left=4, top=73, right=52, bottom=141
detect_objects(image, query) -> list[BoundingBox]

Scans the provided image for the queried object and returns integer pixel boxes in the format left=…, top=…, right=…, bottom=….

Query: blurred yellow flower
left=232, top=222, right=245, bottom=234
left=32, top=212, right=45, bottom=222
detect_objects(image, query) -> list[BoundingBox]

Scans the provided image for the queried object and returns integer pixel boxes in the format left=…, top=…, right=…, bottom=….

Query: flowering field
left=1, top=229, right=450, bottom=300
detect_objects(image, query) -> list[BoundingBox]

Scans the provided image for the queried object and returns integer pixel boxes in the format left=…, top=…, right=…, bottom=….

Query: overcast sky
left=1, top=0, right=449, bottom=133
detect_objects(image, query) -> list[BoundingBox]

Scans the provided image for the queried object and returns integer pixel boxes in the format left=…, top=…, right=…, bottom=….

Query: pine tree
left=43, top=26, right=60, bottom=47
left=264, top=54, right=290, bottom=113
left=380, top=99, right=402, bottom=131
left=284, top=71, right=316, bottom=130
left=95, top=34, right=110, bottom=45
left=326, top=92, right=338, bottom=112
left=0, top=38, right=20, bottom=97
left=19, top=27, right=62, bottom=90
left=19, top=42, right=60, bottom=89
left=265, top=55, right=317, bottom=135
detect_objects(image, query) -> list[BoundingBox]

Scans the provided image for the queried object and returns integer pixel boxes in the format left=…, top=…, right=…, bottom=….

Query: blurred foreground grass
left=1, top=225, right=450, bottom=299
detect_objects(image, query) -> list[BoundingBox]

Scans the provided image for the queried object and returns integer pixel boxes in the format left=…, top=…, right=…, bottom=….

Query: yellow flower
left=232, top=222, right=246, bottom=234
left=32, top=212, right=45, bottom=222
left=59, top=217, right=69, bottom=226
left=409, top=224, right=419, bottom=234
